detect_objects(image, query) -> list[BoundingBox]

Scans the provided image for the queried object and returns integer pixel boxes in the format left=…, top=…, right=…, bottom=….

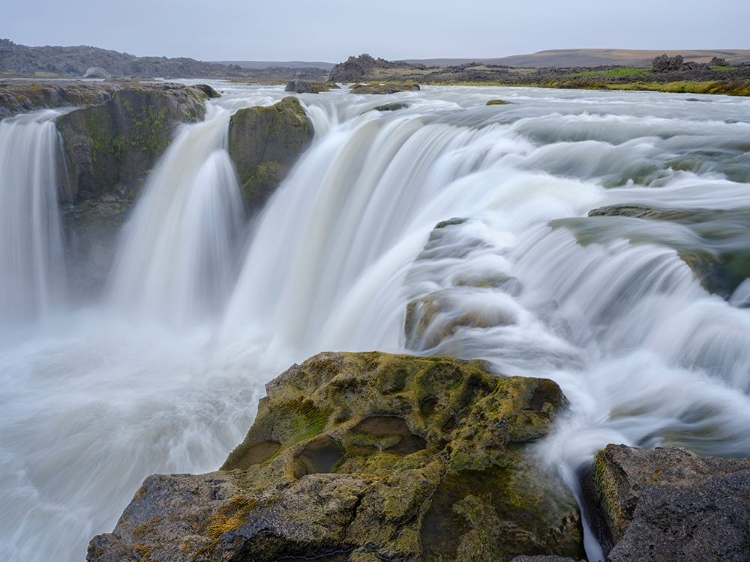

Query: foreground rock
left=88, top=352, right=584, bottom=561
left=228, top=96, right=314, bottom=212
left=584, top=444, right=750, bottom=561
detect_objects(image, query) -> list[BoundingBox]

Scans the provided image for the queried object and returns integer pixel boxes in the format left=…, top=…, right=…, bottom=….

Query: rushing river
left=1, top=84, right=750, bottom=561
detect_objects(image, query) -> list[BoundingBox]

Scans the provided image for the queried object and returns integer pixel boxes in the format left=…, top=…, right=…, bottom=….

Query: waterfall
left=2, top=85, right=750, bottom=562
left=107, top=105, right=244, bottom=326
left=0, top=110, right=65, bottom=329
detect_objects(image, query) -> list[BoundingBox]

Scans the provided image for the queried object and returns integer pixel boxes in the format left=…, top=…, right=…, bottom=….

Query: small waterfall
left=0, top=110, right=65, bottom=329
left=107, top=106, right=244, bottom=326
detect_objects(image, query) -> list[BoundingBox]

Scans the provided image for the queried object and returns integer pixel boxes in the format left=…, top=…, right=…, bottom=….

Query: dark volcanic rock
left=372, top=102, right=409, bottom=111
left=652, top=54, right=684, bottom=72
left=227, top=96, right=314, bottom=213
left=586, top=444, right=750, bottom=561
left=88, top=351, right=584, bottom=562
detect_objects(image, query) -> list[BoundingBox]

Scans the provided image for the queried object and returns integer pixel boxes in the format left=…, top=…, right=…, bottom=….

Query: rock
left=227, top=96, right=314, bottom=213
left=405, top=288, right=518, bottom=350
left=487, top=99, right=510, bottom=105
left=54, top=83, right=211, bottom=301
left=652, top=54, right=684, bottom=73
left=88, top=351, right=584, bottom=562
left=350, top=83, right=420, bottom=95
left=194, top=83, right=221, bottom=98
left=710, top=56, right=728, bottom=67
left=284, top=80, right=339, bottom=93
left=83, top=66, right=111, bottom=79
left=372, top=102, right=409, bottom=111
left=584, top=444, right=750, bottom=561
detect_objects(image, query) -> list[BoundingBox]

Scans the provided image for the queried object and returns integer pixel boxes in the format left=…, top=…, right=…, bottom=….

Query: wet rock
left=585, top=444, right=750, bottom=561
left=486, top=99, right=511, bottom=105
left=373, top=102, right=409, bottom=111
left=55, top=83, right=211, bottom=301
left=285, top=80, right=339, bottom=93
left=587, top=204, right=750, bottom=297
left=88, top=351, right=584, bottom=561
left=350, top=83, right=420, bottom=95
left=227, top=96, right=314, bottom=213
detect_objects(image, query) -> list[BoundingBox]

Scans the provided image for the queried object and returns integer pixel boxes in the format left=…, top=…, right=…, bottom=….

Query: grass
left=569, top=67, right=650, bottom=78
left=711, top=65, right=737, bottom=71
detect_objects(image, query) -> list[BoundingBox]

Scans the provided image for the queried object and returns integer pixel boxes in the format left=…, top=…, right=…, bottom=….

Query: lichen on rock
left=88, top=351, right=584, bottom=562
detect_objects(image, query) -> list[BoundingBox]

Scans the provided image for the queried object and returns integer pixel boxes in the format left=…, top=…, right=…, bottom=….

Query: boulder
left=350, top=83, right=420, bottom=95
left=83, top=66, right=111, bottom=79
left=710, top=56, right=728, bottom=67
left=584, top=444, right=750, bottom=560
left=284, top=80, right=339, bottom=93
left=87, top=351, right=584, bottom=562
left=227, top=96, right=314, bottom=213
left=486, top=99, right=511, bottom=105
left=372, top=102, right=409, bottom=112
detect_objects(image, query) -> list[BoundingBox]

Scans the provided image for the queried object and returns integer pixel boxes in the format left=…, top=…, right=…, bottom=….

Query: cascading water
left=0, top=110, right=65, bottom=332
left=107, top=104, right=244, bottom=326
left=2, top=84, right=750, bottom=562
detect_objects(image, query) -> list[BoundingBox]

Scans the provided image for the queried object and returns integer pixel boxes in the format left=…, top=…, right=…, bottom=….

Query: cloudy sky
left=3, top=0, right=748, bottom=62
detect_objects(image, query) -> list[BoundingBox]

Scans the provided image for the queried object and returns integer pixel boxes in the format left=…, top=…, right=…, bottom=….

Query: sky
left=3, top=0, right=749, bottom=62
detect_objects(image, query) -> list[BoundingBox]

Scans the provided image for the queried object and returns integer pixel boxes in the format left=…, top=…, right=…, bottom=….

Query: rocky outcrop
left=652, top=54, right=684, bottom=72
left=284, top=80, right=340, bottom=93
left=350, top=83, right=421, bottom=95
left=88, top=351, right=584, bottom=562
left=227, top=96, right=314, bottom=213
left=0, top=81, right=115, bottom=118
left=52, top=83, right=212, bottom=301
left=584, top=444, right=750, bottom=561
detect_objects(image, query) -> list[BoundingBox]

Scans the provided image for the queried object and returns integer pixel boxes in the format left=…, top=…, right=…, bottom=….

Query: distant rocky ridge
left=0, top=38, right=328, bottom=81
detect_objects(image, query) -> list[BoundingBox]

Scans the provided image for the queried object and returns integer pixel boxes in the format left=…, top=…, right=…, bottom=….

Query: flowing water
left=1, top=84, right=750, bottom=561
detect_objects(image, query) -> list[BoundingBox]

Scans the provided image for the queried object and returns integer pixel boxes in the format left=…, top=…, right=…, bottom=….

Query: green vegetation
left=711, top=65, right=737, bottom=71
left=570, top=67, right=650, bottom=78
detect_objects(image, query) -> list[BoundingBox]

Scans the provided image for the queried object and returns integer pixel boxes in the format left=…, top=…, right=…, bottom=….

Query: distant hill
left=217, top=60, right=335, bottom=70
left=0, top=38, right=239, bottom=78
left=406, top=49, right=750, bottom=68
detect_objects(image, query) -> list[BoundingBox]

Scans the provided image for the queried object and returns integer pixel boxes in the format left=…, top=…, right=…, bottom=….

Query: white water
left=0, top=110, right=65, bottom=332
left=2, top=85, right=750, bottom=561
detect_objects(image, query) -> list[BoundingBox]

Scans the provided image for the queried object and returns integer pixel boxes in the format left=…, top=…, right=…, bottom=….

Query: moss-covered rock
left=88, top=352, right=584, bottom=562
left=486, top=99, right=511, bottom=105
left=227, top=96, right=314, bottom=213
left=285, top=80, right=340, bottom=93
left=51, top=83, right=211, bottom=300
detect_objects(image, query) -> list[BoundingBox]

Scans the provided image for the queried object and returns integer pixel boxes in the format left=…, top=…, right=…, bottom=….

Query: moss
left=206, top=496, right=259, bottom=539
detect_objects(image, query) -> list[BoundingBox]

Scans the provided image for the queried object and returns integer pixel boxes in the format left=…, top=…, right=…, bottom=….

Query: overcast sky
left=3, top=0, right=749, bottom=62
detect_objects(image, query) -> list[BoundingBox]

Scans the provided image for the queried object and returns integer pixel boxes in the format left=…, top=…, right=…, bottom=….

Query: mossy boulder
left=486, top=99, right=511, bottom=105
left=227, top=96, right=314, bottom=213
left=88, top=352, right=584, bottom=562
left=285, top=80, right=340, bottom=93
left=373, top=102, right=410, bottom=112
left=583, top=444, right=750, bottom=560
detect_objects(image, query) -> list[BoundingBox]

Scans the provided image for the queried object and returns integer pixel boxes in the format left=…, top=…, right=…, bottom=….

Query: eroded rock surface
left=227, top=96, right=314, bottom=213
left=88, top=352, right=584, bottom=562
left=586, top=444, right=750, bottom=561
